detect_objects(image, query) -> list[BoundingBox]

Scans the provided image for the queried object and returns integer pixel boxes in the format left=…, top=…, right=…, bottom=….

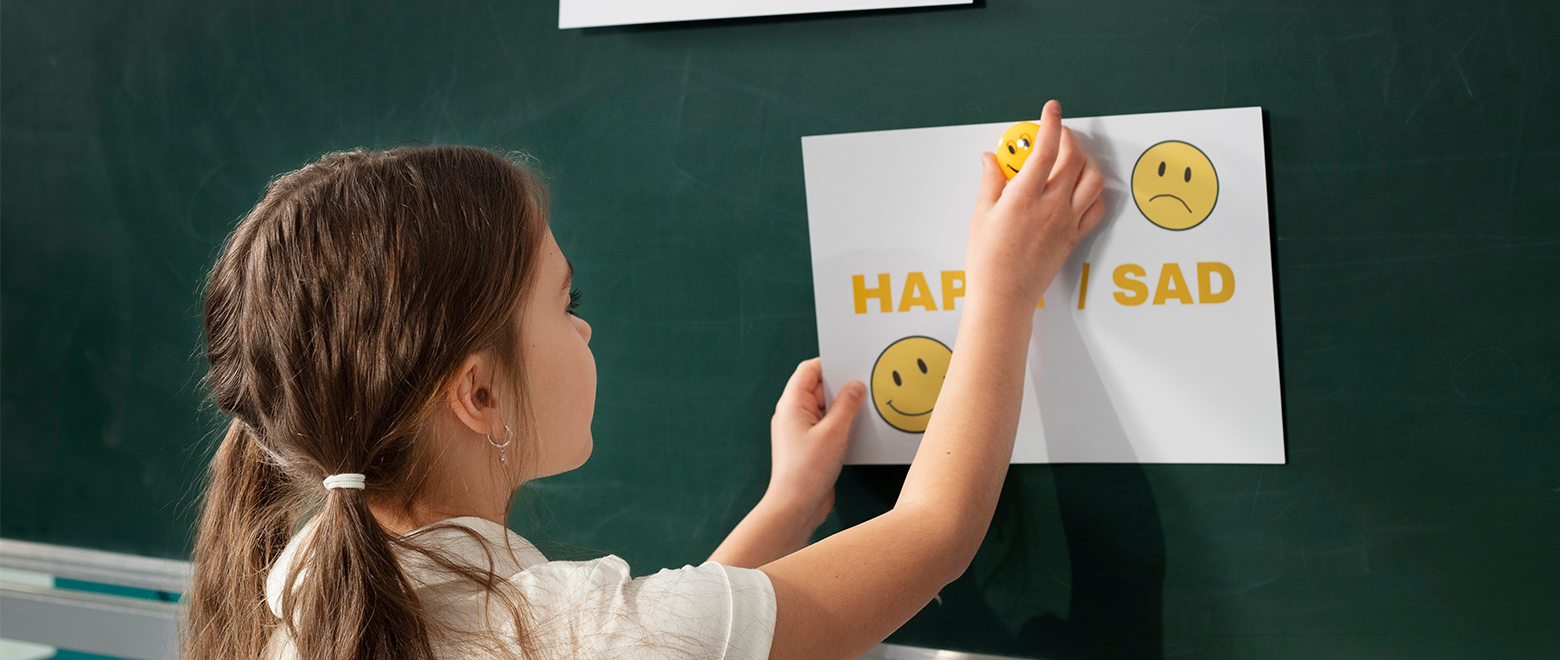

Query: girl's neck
left=370, top=501, right=507, bottom=537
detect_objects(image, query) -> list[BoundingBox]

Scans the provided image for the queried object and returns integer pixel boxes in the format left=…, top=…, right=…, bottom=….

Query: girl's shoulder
left=264, top=515, right=549, bottom=615
left=403, top=517, right=777, bottom=658
left=265, top=515, right=775, bottom=660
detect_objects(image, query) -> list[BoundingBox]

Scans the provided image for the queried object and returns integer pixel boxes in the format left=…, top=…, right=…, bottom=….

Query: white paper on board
left=802, top=107, right=1285, bottom=465
left=559, top=0, right=971, bottom=29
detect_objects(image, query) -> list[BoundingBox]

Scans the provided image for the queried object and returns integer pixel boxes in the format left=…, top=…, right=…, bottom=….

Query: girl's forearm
left=892, top=295, right=1035, bottom=573
left=709, top=494, right=816, bottom=568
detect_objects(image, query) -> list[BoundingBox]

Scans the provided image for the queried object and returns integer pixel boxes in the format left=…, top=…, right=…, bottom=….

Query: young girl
left=182, top=100, right=1103, bottom=660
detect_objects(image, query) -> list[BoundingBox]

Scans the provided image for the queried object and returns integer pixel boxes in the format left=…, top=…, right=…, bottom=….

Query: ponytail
left=182, top=420, right=294, bottom=660
left=285, top=478, right=435, bottom=659
left=184, top=421, right=439, bottom=660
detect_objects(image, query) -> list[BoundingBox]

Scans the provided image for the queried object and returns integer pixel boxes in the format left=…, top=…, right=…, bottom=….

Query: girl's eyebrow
left=562, top=259, right=574, bottom=293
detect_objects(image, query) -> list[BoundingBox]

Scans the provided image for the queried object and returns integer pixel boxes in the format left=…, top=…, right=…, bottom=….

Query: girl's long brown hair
left=183, top=146, right=551, bottom=660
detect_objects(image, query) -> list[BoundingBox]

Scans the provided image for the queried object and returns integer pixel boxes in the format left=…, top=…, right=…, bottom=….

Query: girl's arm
left=759, top=100, right=1106, bottom=660
left=711, top=359, right=863, bottom=569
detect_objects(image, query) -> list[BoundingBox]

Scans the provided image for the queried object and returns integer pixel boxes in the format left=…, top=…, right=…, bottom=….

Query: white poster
left=803, top=107, right=1284, bottom=464
left=559, top=0, right=971, bottom=29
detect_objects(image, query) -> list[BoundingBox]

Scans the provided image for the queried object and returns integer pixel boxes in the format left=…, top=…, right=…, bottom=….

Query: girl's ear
left=446, top=352, right=501, bottom=436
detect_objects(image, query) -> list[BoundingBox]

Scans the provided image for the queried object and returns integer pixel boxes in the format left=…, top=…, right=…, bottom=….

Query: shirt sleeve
left=508, top=556, right=776, bottom=660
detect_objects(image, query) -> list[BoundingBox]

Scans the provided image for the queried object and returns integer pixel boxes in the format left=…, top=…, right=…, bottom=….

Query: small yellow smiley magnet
left=996, top=121, right=1039, bottom=179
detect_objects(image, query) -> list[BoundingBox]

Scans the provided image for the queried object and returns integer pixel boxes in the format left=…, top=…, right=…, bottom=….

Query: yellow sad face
left=1131, top=140, right=1219, bottom=230
left=995, top=121, right=1040, bottom=180
left=870, top=336, right=953, bottom=434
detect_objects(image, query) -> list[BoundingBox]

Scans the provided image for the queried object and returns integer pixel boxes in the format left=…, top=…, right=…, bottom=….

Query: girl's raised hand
left=967, top=100, right=1106, bottom=312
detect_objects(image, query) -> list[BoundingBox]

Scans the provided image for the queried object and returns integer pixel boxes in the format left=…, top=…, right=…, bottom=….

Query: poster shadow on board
left=1013, top=462, right=1166, bottom=660
left=835, top=465, right=1166, bottom=659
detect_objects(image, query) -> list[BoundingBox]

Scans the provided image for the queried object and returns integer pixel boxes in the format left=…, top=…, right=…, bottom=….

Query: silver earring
left=486, top=425, right=513, bottom=465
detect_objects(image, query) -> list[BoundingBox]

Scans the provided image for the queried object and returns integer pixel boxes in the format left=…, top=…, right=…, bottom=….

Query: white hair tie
left=323, top=473, right=366, bottom=490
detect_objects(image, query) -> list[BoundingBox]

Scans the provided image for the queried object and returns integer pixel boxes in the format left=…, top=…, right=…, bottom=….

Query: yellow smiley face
left=995, top=121, right=1039, bottom=180
left=1131, top=140, right=1219, bottom=230
left=870, top=336, right=953, bottom=434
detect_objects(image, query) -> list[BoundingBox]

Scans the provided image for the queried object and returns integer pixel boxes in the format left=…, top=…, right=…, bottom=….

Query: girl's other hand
left=709, top=358, right=863, bottom=568
left=967, top=100, right=1106, bottom=312
left=766, top=358, right=864, bottom=533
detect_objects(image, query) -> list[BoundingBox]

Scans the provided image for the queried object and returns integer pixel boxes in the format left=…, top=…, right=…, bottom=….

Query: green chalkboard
left=3, top=0, right=1557, bottom=657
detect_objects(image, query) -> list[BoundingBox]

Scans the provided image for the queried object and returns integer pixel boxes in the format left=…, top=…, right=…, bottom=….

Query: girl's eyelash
left=567, top=288, right=582, bottom=315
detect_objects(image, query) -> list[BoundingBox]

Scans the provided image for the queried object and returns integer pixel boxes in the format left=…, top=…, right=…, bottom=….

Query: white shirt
left=264, top=515, right=776, bottom=659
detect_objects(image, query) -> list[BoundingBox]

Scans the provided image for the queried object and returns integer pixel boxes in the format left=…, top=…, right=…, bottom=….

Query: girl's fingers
left=779, top=358, right=822, bottom=410
left=1047, top=127, right=1088, bottom=195
left=1079, top=196, right=1107, bottom=234
left=1072, top=154, right=1105, bottom=213
left=974, top=152, right=1006, bottom=213
left=815, top=381, right=865, bottom=437
left=1013, top=100, right=1063, bottom=196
